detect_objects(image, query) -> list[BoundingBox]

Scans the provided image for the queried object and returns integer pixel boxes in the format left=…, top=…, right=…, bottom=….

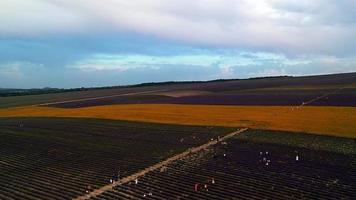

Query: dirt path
left=297, top=82, right=354, bottom=108
left=35, top=89, right=166, bottom=107
left=74, top=128, right=248, bottom=200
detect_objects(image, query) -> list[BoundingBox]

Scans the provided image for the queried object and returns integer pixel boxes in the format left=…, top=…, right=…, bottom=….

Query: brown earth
left=0, top=104, right=355, bottom=138
left=157, top=90, right=213, bottom=97
left=75, top=128, right=248, bottom=200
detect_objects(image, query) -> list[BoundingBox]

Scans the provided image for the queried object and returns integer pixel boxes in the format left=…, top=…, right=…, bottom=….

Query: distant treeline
left=0, top=88, right=81, bottom=97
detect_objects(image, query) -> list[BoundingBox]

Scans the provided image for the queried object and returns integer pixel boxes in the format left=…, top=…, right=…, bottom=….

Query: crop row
left=94, top=137, right=356, bottom=199
left=0, top=118, right=231, bottom=199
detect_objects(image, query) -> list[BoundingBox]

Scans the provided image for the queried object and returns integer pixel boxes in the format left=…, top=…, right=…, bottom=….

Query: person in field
left=204, top=184, right=209, bottom=191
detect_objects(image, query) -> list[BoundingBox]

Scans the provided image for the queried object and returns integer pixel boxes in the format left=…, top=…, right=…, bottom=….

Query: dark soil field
left=163, top=91, right=356, bottom=106
left=46, top=73, right=356, bottom=108
left=0, top=85, right=172, bottom=109
left=1, top=72, right=355, bottom=109
left=0, top=117, right=233, bottom=200
left=93, top=130, right=356, bottom=200
left=48, top=92, right=356, bottom=108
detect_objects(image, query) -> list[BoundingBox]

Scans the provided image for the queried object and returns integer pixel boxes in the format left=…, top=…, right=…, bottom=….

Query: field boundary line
left=35, top=89, right=167, bottom=107
left=74, top=128, right=248, bottom=200
left=297, top=83, right=354, bottom=108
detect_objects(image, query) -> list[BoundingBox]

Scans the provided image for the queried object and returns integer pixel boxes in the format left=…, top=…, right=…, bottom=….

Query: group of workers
left=194, top=178, right=216, bottom=192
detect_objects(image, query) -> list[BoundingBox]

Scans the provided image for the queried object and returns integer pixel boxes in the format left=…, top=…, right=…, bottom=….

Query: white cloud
left=0, top=0, right=92, bottom=36
left=69, top=51, right=314, bottom=76
left=0, top=61, right=45, bottom=79
left=1, top=0, right=355, bottom=55
left=0, top=61, right=47, bottom=88
left=0, top=62, right=24, bottom=80
left=1, top=53, right=355, bottom=88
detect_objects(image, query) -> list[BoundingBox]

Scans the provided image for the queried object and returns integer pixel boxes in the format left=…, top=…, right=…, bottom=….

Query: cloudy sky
left=0, top=0, right=356, bottom=88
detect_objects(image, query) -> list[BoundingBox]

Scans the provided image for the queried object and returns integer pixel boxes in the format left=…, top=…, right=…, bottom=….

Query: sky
left=0, top=0, right=356, bottom=88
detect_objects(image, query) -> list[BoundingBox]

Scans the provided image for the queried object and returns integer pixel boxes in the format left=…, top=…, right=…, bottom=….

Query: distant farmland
left=1, top=73, right=356, bottom=109
left=1, top=104, right=355, bottom=138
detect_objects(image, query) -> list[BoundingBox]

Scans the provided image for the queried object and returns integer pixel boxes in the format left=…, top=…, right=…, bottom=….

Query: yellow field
left=1, top=104, right=355, bottom=138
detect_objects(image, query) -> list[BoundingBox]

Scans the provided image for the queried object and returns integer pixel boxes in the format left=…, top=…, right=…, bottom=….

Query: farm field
left=2, top=1, right=356, bottom=199
left=1, top=104, right=355, bottom=138
left=90, top=130, right=356, bottom=200
left=0, top=117, right=233, bottom=199
left=46, top=74, right=356, bottom=108
left=1, top=73, right=356, bottom=199
left=0, top=86, right=170, bottom=109
left=1, top=73, right=356, bottom=109
left=46, top=90, right=356, bottom=108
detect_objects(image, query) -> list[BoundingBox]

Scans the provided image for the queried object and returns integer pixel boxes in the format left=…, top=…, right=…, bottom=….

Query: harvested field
left=1, top=104, right=355, bottom=138
left=47, top=95, right=173, bottom=108
left=2, top=72, right=356, bottom=109
left=0, top=117, right=233, bottom=199
left=91, top=130, right=356, bottom=200
left=199, top=73, right=356, bottom=93
left=42, top=74, right=356, bottom=109
left=0, top=86, right=167, bottom=109
left=47, top=92, right=356, bottom=108
left=162, top=93, right=356, bottom=107
left=242, top=83, right=356, bottom=91
left=157, top=90, right=213, bottom=97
